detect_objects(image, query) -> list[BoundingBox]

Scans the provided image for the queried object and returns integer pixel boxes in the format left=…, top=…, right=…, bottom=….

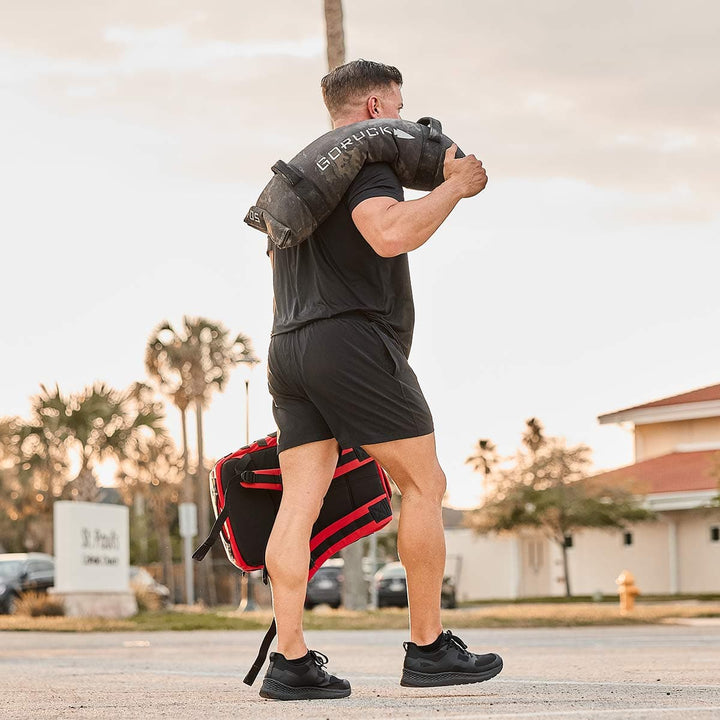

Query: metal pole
left=245, top=379, right=250, bottom=445
left=184, top=535, right=195, bottom=605
left=179, top=502, right=197, bottom=606
left=369, top=532, right=378, bottom=609
left=241, top=377, right=257, bottom=611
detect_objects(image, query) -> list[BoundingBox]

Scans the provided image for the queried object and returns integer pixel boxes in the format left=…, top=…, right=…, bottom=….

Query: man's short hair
left=321, top=59, right=403, bottom=117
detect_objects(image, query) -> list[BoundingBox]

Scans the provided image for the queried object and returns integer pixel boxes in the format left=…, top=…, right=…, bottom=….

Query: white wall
left=446, top=508, right=720, bottom=600
left=444, top=529, right=519, bottom=600
left=565, top=521, right=671, bottom=596
left=677, top=509, right=720, bottom=593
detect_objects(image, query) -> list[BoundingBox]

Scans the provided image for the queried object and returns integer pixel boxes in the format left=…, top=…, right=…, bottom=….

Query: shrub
left=14, top=592, right=65, bottom=617
left=133, top=587, right=164, bottom=612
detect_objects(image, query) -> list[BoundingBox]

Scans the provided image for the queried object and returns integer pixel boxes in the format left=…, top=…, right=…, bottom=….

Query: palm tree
left=466, top=439, right=499, bottom=477
left=32, top=382, right=164, bottom=502
left=146, top=317, right=258, bottom=604
left=146, top=324, right=194, bottom=505
left=183, top=317, right=258, bottom=604
left=117, top=433, right=183, bottom=601
left=0, top=416, right=64, bottom=552
left=0, top=383, right=163, bottom=552
left=522, top=418, right=545, bottom=458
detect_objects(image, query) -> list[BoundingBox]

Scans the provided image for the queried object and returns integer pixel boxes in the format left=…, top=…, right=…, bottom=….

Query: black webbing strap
left=192, top=503, right=229, bottom=561
left=192, top=479, right=239, bottom=561
left=271, top=160, right=331, bottom=223
left=271, top=160, right=303, bottom=186
left=243, top=618, right=276, bottom=686
left=352, top=446, right=370, bottom=462
left=417, top=116, right=443, bottom=143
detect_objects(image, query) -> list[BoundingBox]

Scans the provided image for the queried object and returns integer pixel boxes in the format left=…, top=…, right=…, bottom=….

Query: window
left=623, top=532, right=633, bottom=546
left=564, top=535, right=573, bottom=548
left=711, top=526, right=720, bottom=543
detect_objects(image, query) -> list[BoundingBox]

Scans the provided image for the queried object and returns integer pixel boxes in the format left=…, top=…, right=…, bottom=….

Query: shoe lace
left=444, top=631, right=470, bottom=657
left=402, top=631, right=470, bottom=657
left=309, top=650, right=329, bottom=668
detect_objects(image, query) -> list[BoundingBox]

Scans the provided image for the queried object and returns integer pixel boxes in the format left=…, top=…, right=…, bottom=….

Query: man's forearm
left=357, top=177, right=466, bottom=258
left=385, top=178, right=466, bottom=255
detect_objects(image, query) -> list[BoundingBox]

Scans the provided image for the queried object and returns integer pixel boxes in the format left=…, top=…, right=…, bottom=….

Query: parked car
left=0, top=553, right=55, bottom=614
left=129, top=566, right=172, bottom=608
left=374, top=561, right=457, bottom=609
left=305, top=559, right=344, bottom=609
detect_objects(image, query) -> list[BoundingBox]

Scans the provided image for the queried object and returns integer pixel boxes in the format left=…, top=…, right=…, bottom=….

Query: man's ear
left=367, top=95, right=380, bottom=117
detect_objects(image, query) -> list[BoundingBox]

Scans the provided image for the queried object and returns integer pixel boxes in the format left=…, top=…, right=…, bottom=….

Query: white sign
left=179, top=503, right=198, bottom=538
left=54, top=501, right=130, bottom=593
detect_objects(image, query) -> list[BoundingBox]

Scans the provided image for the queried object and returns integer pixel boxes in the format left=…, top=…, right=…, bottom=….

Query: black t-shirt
left=270, top=162, right=415, bottom=355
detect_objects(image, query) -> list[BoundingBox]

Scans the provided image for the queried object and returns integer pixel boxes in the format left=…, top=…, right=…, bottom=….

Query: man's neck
left=332, top=112, right=371, bottom=130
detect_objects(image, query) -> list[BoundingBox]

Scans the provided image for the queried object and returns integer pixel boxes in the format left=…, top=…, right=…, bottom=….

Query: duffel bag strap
left=193, top=455, right=255, bottom=561
left=192, top=479, right=240, bottom=561
left=192, top=503, right=230, bottom=562
left=243, top=618, right=277, bottom=686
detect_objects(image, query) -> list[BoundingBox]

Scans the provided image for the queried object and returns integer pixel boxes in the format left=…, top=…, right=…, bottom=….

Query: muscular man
left=261, top=59, right=503, bottom=700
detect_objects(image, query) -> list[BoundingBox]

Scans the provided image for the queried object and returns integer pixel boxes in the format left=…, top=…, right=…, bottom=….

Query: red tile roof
left=590, top=450, right=720, bottom=495
left=610, top=383, right=720, bottom=414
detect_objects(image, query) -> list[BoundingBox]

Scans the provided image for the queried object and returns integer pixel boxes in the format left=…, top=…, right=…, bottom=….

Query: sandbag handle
left=417, top=117, right=443, bottom=143
left=271, top=160, right=303, bottom=187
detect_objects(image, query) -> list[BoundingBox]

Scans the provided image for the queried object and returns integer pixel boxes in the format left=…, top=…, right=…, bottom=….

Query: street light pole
left=240, top=376, right=257, bottom=612
left=245, top=378, right=250, bottom=446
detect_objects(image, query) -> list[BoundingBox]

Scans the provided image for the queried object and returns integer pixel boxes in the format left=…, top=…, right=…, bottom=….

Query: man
left=261, top=59, right=502, bottom=700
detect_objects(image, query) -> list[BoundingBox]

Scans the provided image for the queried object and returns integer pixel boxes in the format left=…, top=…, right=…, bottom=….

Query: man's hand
left=352, top=145, right=488, bottom=257
left=443, top=144, right=488, bottom=198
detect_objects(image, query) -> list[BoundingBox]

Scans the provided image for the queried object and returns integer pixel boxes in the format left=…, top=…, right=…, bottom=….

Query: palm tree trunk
left=180, top=408, right=191, bottom=503
left=195, top=399, right=216, bottom=605
left=179, top=406, right=195, bottom=606
left=154, top=501, right=175, bottom=603
left=324, top=0, right=345, bottom=71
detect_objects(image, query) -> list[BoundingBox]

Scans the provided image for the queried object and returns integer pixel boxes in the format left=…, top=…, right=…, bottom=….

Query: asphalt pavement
left=2, top=622, right=720, bottom=719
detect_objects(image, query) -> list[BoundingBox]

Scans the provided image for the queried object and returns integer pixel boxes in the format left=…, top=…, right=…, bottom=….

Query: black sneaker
left=401, top=630, right=503, bottom=687
left=259, top=650, right=351, bottom=700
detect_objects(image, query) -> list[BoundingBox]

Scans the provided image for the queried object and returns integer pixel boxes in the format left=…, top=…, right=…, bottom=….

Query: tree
left=146, top=316, right=258, bottom=604
left=0, top=415, right=65, bottom=552
left=0, top=382, right=164, bottom=553
left=146, top=323, right=195, bottom=509
left=38, top=382, right=164, bottom=502
left=324, top=0, right=345, bottom=71
left=465, top=438, right=498, bottom=495
left=466, top=419, right=655, bottom=597
left=117, top=433, right=183, bottom=600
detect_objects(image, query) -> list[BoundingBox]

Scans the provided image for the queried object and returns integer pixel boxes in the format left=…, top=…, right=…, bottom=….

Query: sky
left=1, top=0, right=719, bottom=508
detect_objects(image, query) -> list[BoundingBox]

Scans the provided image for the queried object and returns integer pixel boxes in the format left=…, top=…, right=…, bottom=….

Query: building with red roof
left=445, top=383, right=720, bottom=601
left=578, top=383, right=720, bottom=595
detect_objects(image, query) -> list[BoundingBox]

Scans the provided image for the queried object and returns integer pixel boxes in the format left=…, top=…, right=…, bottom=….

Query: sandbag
left=244, top=116, right=464, bottom=249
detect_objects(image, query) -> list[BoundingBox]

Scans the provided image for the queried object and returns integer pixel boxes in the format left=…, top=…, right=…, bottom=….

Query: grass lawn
left=1, top=601, right=719, bottom=632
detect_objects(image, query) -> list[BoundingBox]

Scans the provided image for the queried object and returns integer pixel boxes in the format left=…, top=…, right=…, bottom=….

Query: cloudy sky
left=2, top=0, right=719, bottom=507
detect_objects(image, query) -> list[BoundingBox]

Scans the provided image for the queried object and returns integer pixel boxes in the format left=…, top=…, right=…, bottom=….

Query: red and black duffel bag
left=193, top=431, right=392, bottom=684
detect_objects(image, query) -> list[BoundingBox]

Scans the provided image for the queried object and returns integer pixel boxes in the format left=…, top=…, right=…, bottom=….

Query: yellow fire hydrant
left=616, top=570, right=640, bottom=613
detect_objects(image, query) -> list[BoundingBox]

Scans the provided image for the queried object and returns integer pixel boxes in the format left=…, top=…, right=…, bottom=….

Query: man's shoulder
left=346, top=162, right=404, bottom=213
left=353, top=161, right=400, bottom=184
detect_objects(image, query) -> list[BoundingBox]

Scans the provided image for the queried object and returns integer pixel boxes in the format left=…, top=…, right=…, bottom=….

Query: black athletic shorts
left=267, top=314, right=434, bottom=453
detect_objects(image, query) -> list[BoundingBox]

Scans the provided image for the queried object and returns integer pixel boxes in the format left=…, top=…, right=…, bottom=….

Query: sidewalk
left=2, top=625, right=719, bottom=719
